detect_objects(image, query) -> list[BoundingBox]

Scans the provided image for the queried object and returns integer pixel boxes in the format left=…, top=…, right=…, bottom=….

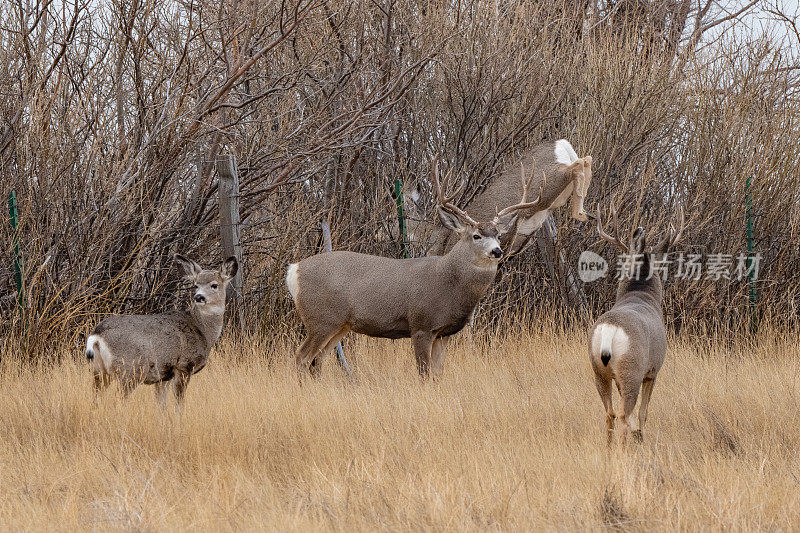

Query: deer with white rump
left=287, top=159, right=542, bottom=378
left=588, top=205, right=683, bottom=445
left=85, top=254, right=238, bottom=406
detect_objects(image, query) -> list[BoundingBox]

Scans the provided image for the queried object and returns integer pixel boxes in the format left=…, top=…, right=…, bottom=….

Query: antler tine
left=517, top=162, right=536, bottom=203
left=495, top=170, right=546, bottom=219
left=431, top=157, right=478, bottom=226
left=442, top=168, right=465, bottom=205
left=654, top=205, right=684, bottom=253
left=672, top=205, right=685, bottom=246
left=612, top=203, right=625, bottom=245
left=596, top=202, right=628, bottom=252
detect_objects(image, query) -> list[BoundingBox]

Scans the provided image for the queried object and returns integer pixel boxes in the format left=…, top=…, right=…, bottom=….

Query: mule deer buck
left=407, top=139, right=593, bottom=255
left=588, top=205, right=683, bottom=445
left=85, top=254, right=238, bottom=406
left=287, top=160, right=542, bottom=378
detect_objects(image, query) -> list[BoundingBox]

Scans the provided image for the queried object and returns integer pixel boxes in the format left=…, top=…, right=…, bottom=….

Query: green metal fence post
left=394, top=179, right=410, bottom=258
left=745, top=176, right=757, bottom=333
left=8, top=191, right=23, bottom=309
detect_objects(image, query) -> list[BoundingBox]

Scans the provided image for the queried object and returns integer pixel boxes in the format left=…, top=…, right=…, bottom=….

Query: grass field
left=1, top=328, right=799, bottom=530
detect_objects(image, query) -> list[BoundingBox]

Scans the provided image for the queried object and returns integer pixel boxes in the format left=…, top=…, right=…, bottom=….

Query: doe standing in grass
left=85, top=254, right=237, bottom=406
left=287, top=159, right=542, bottom=378
left=588, top=205, right=683, bottom=445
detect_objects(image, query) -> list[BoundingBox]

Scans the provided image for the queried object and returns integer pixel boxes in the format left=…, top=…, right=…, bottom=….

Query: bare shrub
left=1, top=1, right=797, bottom=356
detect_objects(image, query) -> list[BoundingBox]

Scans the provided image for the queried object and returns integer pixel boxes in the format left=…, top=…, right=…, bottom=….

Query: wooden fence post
left=217, top=155, right=243, bottom=324
left=321, top=220, right=353, bottom=377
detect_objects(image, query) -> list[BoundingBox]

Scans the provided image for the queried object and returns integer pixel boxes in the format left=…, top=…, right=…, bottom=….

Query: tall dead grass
left=1, top=328, right=798, bottom=530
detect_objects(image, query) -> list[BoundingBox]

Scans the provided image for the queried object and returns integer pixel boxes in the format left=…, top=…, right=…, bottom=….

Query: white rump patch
left=591, top=323, right=630, bottom=358
left=286, top=263, right=300, bottom=301
left=554, top=139, right=579, bottom=166
left=86, top=334, right=112, bottom=372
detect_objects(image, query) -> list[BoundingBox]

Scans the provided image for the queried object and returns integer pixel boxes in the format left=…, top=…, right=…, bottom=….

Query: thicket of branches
left=1, top=0, right=798, bottom=354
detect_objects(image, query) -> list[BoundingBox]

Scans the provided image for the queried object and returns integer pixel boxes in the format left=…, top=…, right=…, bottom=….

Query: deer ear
left=175, top=254, right=202, bottom=281
left=220, top=257, right=238, bottom=281
left=653, top=227, right=676, bottom=255
left=437, top=206, right=467, bottom=233
left=630, top=227, right=646, bottom=254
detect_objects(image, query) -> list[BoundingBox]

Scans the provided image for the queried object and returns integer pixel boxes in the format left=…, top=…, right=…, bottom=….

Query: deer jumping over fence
left=407, top=139, right=593, bottom=256
left=85, top=255, right=238, bottom=407
left=588, top=205, right=683, bottom=445
left=287, top=159, right=542, bottom=378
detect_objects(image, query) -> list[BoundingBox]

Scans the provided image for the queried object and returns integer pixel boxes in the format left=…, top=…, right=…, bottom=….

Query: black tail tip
left=85, top=349, right=94, bottom=361
left=600, top=351, right=611, bottom=366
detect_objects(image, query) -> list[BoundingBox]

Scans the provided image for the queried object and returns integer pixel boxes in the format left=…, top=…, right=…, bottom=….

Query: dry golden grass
left=1, top=328, right=799, bottom=531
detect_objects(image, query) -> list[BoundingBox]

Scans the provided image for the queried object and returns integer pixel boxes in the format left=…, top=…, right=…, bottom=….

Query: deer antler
left=654, top=205, right=685, bottom=254
left=596, top=202, right=629, bottom=252
left=432, top=157, right=478, bottom=226
left=494, top=164, right=545, bottom=219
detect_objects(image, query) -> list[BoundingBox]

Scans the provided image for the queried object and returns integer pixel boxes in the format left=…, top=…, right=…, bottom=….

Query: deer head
left=431, top=158, right=542, bottom=263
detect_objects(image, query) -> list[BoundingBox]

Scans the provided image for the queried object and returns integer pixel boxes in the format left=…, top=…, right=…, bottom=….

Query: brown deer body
left=588, top=207, right=682, bottom=445
left=414, top=140, right=593, bottom=255
left=85, top=255, right=238, bottom=406
left=289, top=161, right=541, bottom=377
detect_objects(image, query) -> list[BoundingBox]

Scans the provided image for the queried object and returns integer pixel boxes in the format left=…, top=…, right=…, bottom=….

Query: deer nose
left=491, top=247, right=503, bottom=258
left=193, top=294, right=206, bottom=304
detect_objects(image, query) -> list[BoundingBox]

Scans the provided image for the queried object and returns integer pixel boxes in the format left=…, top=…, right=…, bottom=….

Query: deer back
left=290, top=224, right=503, bottom=340
left=90, top=312, right=211, bottom=383
left=427, top=140, right=590, bottom=254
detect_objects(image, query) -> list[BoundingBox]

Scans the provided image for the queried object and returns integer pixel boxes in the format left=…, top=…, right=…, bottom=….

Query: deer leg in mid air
left=570, top=157, right=592, bottom=222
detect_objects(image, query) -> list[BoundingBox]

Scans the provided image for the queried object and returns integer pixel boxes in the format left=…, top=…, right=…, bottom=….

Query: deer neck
left=189, top=303, right=226, bottom=348
left=617, top=275, right=663, bottom=308
left=441, top=240, right=498, bottom=296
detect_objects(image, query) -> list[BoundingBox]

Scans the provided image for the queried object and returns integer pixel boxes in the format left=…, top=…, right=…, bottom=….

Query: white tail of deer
left=588, top=204, right=683, bottom=445
left=85, top=255, right=238, bottom=407
left=287, top=159, right=542, bottom=378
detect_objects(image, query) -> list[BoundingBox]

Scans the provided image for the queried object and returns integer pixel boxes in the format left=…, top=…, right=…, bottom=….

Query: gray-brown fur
left=416, top=140, right=593, bottom=255
left=85, top=255, right=238, bottom=406
left=588, top=208, right=683, bottom=445
left=288, top=162, right=536, bottom=378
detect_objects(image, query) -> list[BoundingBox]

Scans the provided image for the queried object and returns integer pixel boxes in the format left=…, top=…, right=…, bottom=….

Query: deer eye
left=211, top=283, right=218, bottom=290
left=473, top=234, right=481, bottom=240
